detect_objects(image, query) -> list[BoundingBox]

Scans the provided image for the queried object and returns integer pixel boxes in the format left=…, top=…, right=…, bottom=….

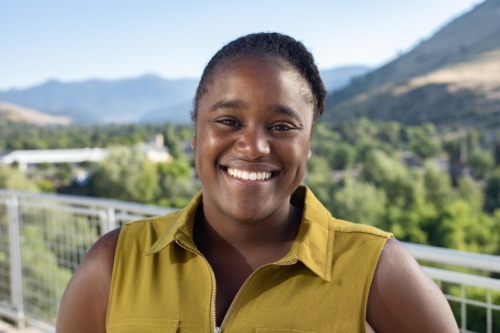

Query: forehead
left=201, top=55, right=314, bottom=110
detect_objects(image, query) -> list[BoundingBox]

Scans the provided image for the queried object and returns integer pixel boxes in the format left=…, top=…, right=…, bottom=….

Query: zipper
left=218, top=259, right=298, bottom=332
left=176, top=238, right=298, bottom=333
left=175, top=239, right=219, bottom=333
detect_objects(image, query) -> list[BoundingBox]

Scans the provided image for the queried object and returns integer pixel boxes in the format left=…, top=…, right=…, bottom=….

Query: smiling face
left=192, top=55, right=314, bottom=224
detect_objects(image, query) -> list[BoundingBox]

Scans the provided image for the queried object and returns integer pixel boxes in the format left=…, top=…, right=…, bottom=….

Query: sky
left=0, top=0, right=484, bottom=90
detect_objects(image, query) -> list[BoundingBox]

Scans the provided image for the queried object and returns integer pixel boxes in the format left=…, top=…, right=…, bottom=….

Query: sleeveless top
left=106, top=186, right=392, bottom=333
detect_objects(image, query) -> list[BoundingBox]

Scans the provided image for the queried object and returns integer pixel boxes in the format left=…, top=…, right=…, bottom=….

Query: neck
left=194, top=202, right=302, bottom=266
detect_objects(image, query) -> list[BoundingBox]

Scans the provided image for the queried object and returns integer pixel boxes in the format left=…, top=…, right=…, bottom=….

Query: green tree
left=360, top=150, right=417, bottom=209
left=409, top=124, right=441, bottom=159
left=21, top=225, right=73, bottom=319
left=438, top=199, right=499, bottom=253
left=158, top=160, right=192, bottom=180
left=157, top=160, right=199, bottom=208
left=468, top=149, right=494, bottom=179
left=329, top=143, right=356, bottom=170
left=443, top=140, right=461, bottom=164
left=89, top=146, right=159, bottom=203
left=332, top=177, right=387, bottom=228
left=378, top=121, right=402, bottom=146
left=423, top=161, right=453, bottom=210
left=384, top=195, right=434, bottom=244
left=306, top=155, right=332, bottom=185
left=457, top=176, right=484, bottom=212
left=164, top=123, right=183, bottom=159
left=493, top=132, right=500, bottom=166
left=0, top=165, right=39, bottom=191
left=484, top=168, right=500, bottom=212
left=304, top=155, right=338, bottom=212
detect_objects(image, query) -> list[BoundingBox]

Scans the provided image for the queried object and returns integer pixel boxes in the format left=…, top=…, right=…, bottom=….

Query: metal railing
left=0, top=190, right=499, bottom=332
left=0, top=190, right=172, bottom=332
left=404, top=243, right=500, bottom=333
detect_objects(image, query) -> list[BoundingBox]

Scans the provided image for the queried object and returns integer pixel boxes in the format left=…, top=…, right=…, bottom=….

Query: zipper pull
left=215, top=326, right=222, bottom=333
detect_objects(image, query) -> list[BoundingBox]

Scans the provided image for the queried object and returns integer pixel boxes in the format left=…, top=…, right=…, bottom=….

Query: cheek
left=282, top=140, right=310, bottom=166
left=194, top=128, right=229, bottom=164
left=201, top=131, right=225, bottom=154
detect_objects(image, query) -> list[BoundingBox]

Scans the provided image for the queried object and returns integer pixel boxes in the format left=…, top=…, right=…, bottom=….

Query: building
left=0, top=148, right=108, bottom=172
left=0, top=139, right=172, bottom=173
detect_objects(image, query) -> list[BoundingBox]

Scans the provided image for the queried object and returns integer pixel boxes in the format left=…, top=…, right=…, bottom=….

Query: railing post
left=486, top=290, right=492, bottom=333
left=98, top=207, right=116, bottom=236
left=7, top=194, right=25, bottom=329
left=460, top=285, right=466, bottom=332
left=107, top=207, right=117, bottom=231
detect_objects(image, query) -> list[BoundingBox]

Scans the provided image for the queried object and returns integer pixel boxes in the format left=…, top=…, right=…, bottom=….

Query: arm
left=367, top=238, right=459, bottom=333
left=56, top=228, right=121, bottom=333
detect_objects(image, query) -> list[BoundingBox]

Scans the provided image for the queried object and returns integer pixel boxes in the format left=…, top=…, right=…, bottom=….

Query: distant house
left=139, top=133, right=173, bottom=163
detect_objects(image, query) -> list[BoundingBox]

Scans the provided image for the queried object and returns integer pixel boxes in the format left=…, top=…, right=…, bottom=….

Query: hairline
left=195, top=53, right=318, bottom=122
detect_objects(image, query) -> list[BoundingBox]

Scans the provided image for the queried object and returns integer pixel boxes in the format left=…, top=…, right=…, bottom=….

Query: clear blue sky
left=0, top=0, right=483, bottom=90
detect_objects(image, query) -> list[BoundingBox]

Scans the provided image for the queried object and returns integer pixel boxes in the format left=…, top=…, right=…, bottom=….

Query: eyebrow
left=273, top=104, right=303, bottom=124
left=210, top=99, right=246, bottom=112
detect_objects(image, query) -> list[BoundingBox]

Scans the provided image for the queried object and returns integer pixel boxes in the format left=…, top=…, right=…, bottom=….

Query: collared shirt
left=107, top=186, right=392, bottom=333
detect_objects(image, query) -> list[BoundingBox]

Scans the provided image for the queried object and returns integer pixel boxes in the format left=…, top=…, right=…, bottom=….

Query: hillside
left=324, top=0, right=500, bottom=128
left=0, top=75, right=199, bottom=124
left=0, top=102, right=71, bottom=126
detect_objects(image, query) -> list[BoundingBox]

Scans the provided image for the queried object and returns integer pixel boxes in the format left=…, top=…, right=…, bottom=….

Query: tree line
left=2, top=117, right=500, bottom=255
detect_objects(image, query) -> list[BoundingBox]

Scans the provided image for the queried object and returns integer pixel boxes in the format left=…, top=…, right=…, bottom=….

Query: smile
left=226, top=167, right=274, bottom=181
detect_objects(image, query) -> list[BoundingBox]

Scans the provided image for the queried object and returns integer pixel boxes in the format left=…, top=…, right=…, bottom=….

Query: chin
left=223, top=203, right=273, bottom=223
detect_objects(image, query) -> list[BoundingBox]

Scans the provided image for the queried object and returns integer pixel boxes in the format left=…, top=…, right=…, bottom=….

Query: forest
left=2, top=117, right=500, bottom=255
left=1, top=117, right=500, bottom=330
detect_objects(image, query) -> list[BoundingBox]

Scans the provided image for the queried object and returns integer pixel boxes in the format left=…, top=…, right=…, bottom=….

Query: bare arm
left=367, top=238, right=459, bottom=333
left=56, top=228, right=120, bottom=333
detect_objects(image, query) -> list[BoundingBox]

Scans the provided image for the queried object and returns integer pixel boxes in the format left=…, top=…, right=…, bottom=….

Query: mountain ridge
left=0, top=66, right=367, bottom=125
left=0, top=74, right=200, bottom=124
left=324, top=0, right=500, bottom=128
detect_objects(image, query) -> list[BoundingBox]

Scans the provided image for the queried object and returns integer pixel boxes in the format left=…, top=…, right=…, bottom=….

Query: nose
left=235, top=125, right=270, bottom=160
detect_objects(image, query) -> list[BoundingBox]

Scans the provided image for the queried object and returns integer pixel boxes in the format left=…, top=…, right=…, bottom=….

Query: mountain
left=0, top=64, right=369, bottom=125
left=324, top=0, right=500, bottom=128
left=0, top=102, right=71, bottom=126
left=320, top=66, right=371, bottom=92
left=0, top=75, right=199, bottom=124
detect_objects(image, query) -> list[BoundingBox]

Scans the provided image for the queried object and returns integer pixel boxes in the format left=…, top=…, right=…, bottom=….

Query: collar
left=146, top=186, right=334, bottom=281
left=145, top=189, right=202, bottom=254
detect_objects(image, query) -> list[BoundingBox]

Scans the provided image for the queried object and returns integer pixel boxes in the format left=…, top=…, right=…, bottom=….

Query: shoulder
left=367, top=238, right=459, bottom=332
left=123, top=209, right=184, bottom=230
left=56, top=228, right=121, bottom=333
left=332, top=218, right=392, bottom=238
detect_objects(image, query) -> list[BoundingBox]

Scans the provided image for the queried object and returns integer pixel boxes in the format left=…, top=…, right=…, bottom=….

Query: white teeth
left=227, top=168, right=272, bottom=181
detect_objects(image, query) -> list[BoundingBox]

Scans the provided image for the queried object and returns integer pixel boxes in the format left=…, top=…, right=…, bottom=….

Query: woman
left=56, top=33, right=459, bottom=332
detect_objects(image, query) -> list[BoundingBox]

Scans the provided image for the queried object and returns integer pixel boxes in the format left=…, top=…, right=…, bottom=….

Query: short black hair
left=192, top=32, right=326, bottom=123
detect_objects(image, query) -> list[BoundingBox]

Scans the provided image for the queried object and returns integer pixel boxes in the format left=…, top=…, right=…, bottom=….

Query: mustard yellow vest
left=106, top=186, right=392, bottom=333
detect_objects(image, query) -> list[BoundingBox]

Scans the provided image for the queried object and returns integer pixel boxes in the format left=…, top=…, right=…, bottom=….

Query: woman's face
left=192, top=55, right=314, bottom=223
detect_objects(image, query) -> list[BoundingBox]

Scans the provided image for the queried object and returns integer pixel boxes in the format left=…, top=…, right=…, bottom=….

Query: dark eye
left=218, top=119, right=239, bottom=126
left=270, top=124, right=293, bottom=131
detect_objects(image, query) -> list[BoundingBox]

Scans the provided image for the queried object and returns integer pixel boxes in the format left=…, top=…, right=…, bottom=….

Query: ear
left=307, top=147, right=312, bottom=160
left=190, top=136, right=196, bottom=151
